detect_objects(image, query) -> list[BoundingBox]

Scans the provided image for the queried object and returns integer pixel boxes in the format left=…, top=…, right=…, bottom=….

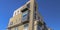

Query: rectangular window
left=15, top=27, right=18, bottom=30
left=37, top=25, right=41, bottom=30
left=24, top=24, right=28, bottom=30
left=37, top=22, right=42, bottom=30
left=27, top=3, right=30, bottom=8
left=34, top=12, right=36, bottom=20
left=22, top=8, right=29, bottom=22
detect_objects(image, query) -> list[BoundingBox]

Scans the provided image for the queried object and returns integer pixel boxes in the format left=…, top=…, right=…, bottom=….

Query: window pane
left=37, top=23, right=41, bottom=30
left=37, top=25, right=41, bottom=30
left=27, top=3, right=30, bottom=8
left=24, top=24, right=28, bottom=30
left=22, top=10, right=29, bottom=22
left=15, top=27, right=18, bottom=30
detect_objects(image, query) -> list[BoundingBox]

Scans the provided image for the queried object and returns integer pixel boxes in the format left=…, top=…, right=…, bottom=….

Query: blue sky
left=0, top=0, right=60, bottom=30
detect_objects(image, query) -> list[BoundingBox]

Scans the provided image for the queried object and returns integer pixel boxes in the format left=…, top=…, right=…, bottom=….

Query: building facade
left=7, top=0, right=50, bottom=30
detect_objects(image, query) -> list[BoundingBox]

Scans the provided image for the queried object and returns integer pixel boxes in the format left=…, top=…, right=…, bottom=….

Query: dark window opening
left=34, top=12, right=36, bottom=20
left=34, top=5, right=36, bottom=11
left=27, top=3, right=30, bottom=8
left=21, top=8, right=28, bottom=12
left=37, top=22, right=42, bottom=30
left=37, top=25, right=41, bottom=30
left=22, top=8, right=30, bottom=22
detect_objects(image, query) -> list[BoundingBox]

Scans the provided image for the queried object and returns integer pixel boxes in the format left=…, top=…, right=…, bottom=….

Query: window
left=24, top=24, right=28, bottom=30
left=34, top=12, right=36, bottom=20
left=37, top=24, right=41, bottom=30
left=15, top=27, right=18, bottom=30
left=37, top=16, right=40, bottom=21
left=27, top=3, right=30, bottom=8
left=22, top=10, right=28, bottom=21
left=37, top=25, right=41, bottom=30
left=22, top=11, right=28, bottom=17
left=22, top=8, right=29, bottom=22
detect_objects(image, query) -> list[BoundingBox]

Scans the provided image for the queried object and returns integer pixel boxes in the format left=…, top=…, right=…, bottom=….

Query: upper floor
left=7, top=1, right=44, bottom=29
